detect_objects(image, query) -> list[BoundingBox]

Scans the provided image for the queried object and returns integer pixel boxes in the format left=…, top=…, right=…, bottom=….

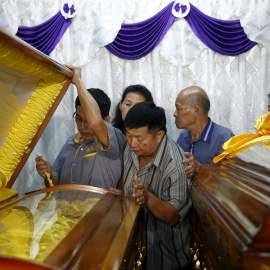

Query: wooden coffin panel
left=0, top=185, right=143, bottom=270
left=190, top=143, right=270, bottom=270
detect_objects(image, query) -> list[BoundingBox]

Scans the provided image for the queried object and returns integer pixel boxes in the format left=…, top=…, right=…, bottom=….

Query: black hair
left=111, top=85, right=154, bottom=134
left=124, top=102, right=167, bottom=135
left=75, top=88, right=111, bottom=119
left=268, top=92, right=270, bottom=98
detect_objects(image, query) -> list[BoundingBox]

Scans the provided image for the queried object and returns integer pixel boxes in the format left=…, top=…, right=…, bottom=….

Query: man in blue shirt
left=173, top=86, right=234, bottom=177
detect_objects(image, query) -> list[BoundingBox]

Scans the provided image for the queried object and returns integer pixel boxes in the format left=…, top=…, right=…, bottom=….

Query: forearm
left=117, top=177, right=124, bottom=191
left=146, top=192, right=180, bottom=226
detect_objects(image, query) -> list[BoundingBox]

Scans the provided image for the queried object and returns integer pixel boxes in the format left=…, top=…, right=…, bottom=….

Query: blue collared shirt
left=176, top=118, right=234, bottom=164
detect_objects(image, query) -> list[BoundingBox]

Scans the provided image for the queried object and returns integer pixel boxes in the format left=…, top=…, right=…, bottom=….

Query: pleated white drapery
left=0, top=0, right=269, bottom=193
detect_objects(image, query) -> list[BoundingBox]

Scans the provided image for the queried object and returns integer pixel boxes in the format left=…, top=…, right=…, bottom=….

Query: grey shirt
left=52, top=123, right=126, bottom=189
left=123, top=135, right=192, bottom=270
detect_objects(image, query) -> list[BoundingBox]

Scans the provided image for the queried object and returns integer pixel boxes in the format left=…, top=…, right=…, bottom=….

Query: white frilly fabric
left=0, top=0, right=269, bottom=193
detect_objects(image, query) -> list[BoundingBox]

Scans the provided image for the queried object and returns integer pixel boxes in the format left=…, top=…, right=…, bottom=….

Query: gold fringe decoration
left=0, top=79, right=24, bottom=137
left=0, top=39, right=68, bottom=200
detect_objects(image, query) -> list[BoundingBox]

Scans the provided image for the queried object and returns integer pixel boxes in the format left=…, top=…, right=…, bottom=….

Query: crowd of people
left=36, top=65, right=266, bottom=270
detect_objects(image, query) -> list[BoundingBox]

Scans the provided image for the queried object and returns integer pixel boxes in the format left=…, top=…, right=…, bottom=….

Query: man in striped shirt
left=122, top=102, right=192, bottom=270
left=174, top=86, right=234, bottom=177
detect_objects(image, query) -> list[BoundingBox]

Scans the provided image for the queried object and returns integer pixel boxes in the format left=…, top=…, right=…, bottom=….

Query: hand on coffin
left=107, top=187, right=124, bottom=195
left=65, top=64, right=81, bottom=85
left=182, top=152, right=202, bottom=178
left=35, top=156, right=52, bottom=180
left=132, top=175, right=149, bottom=205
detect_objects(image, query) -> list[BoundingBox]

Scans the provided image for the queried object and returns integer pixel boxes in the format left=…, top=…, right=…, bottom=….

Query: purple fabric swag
left=105, top=1, right=176, bottom=60
left=16, top=3, right=75, bottom=55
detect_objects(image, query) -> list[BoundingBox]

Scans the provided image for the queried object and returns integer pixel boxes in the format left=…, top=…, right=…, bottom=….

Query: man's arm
left=133, top=176, right=179, bottom=226
left=68, top=65, right=110, bottom=148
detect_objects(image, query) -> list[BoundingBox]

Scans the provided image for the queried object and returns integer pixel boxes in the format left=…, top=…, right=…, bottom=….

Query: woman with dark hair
left=111, top=84, right=154, bottom=134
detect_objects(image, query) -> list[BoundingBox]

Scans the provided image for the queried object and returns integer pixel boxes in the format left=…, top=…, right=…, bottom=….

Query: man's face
left=74, top=106, right=94, bottom=142
left=173, top=92, right=196, bottom=129
left=126, top=126, right=163, bottom=159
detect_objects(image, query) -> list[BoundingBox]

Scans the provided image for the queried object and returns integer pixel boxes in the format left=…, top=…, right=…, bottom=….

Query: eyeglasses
left=73, top=112, right=88, bottom=125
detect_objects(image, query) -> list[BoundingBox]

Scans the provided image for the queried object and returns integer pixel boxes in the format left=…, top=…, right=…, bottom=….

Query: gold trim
left=74, top=133, right=81, bottom=143
left=70, top=142, right=88, bottom=184
left=83, top=153, right=97, bottom=158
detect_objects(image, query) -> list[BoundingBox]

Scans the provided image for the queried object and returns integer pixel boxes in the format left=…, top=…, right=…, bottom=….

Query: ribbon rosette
left=172, top=0, right=190, bottom=18
left=61, top=3, right=77, bottom=20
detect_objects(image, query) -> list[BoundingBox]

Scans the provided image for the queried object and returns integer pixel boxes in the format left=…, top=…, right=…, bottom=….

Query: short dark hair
left=124, top=102, right=167, bottom=135
left=268, top=92, right=270, bottom=98
left=75, top=88, right=111, bottom=119
left=111, top=85, right=154, bottom=134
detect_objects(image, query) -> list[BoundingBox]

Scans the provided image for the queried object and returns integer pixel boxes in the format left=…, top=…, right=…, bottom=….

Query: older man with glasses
left=36, top=66, right=126, bottom=189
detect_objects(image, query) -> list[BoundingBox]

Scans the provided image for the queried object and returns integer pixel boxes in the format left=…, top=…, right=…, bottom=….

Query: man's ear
left=104, top=115, right=111, bottom=123
left=193, top=105, right=199, bottom=117
left=156, top=130, right=165, bottom=143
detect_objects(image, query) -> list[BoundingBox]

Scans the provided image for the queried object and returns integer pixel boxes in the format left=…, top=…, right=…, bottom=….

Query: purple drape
left=105, top=2, right=175, bottom=60
left=16, top=4, right=75, bottom=55
left=184, top=4, right=256, bottom=55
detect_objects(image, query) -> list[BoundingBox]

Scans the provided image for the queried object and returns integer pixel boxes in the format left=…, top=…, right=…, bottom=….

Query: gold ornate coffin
left=190, top=140, right=270, bottom=270
left=0, top=27, right=144, bottom=269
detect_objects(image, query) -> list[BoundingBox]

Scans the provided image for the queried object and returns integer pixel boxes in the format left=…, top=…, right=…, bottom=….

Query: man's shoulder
left=212, top=121, right=234, bottom=137
left=107, top=123, right=127, bottom=147
left=176, top=129, right=190, bottom=148
left=159, top=136, right=187, bottom=181
left=64, top=134, right=78, bottom=145
left=108, top=123, right=125, bottom=137
left=178, top=129, right=189, bottom=138
left=164, top=135, right=186, bottom=162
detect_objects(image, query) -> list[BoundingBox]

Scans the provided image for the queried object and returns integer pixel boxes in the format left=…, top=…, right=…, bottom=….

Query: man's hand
left=132, top=176, right=149, bottom=205
left=65, top=64, right=82, bottom=85
left=107, top=187, right=124, bottom=195
left=182, top=152, right=202, bottom=178
left=35, top=156, right=52, bottom=179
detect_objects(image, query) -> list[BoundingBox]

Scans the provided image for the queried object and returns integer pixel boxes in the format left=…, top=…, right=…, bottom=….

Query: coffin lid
left=0, top=27, right=73, bottom=201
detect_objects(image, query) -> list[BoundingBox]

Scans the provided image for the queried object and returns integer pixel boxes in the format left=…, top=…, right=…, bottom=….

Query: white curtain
left=1, top=0, right=269, bottom=193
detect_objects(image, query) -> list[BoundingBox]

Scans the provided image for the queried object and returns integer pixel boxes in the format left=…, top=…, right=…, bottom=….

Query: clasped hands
left=132, top=175, right=149, bottom=205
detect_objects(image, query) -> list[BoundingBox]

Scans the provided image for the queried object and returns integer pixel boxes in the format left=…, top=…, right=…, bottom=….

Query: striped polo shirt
left=177, top=118, right=234, bottom=164
left=123, top=135, right=192, bottom=270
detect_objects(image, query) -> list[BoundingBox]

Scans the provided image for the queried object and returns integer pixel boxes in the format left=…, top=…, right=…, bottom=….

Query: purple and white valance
left=16, top=3, right=77, bottom=55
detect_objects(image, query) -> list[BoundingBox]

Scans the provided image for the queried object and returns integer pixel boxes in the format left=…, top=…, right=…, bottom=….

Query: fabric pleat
left=16, top=4, right=74, bottom=55
left=184, top=3, right=256, bottom=55
left=106, top=1, right=176, bottom=60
